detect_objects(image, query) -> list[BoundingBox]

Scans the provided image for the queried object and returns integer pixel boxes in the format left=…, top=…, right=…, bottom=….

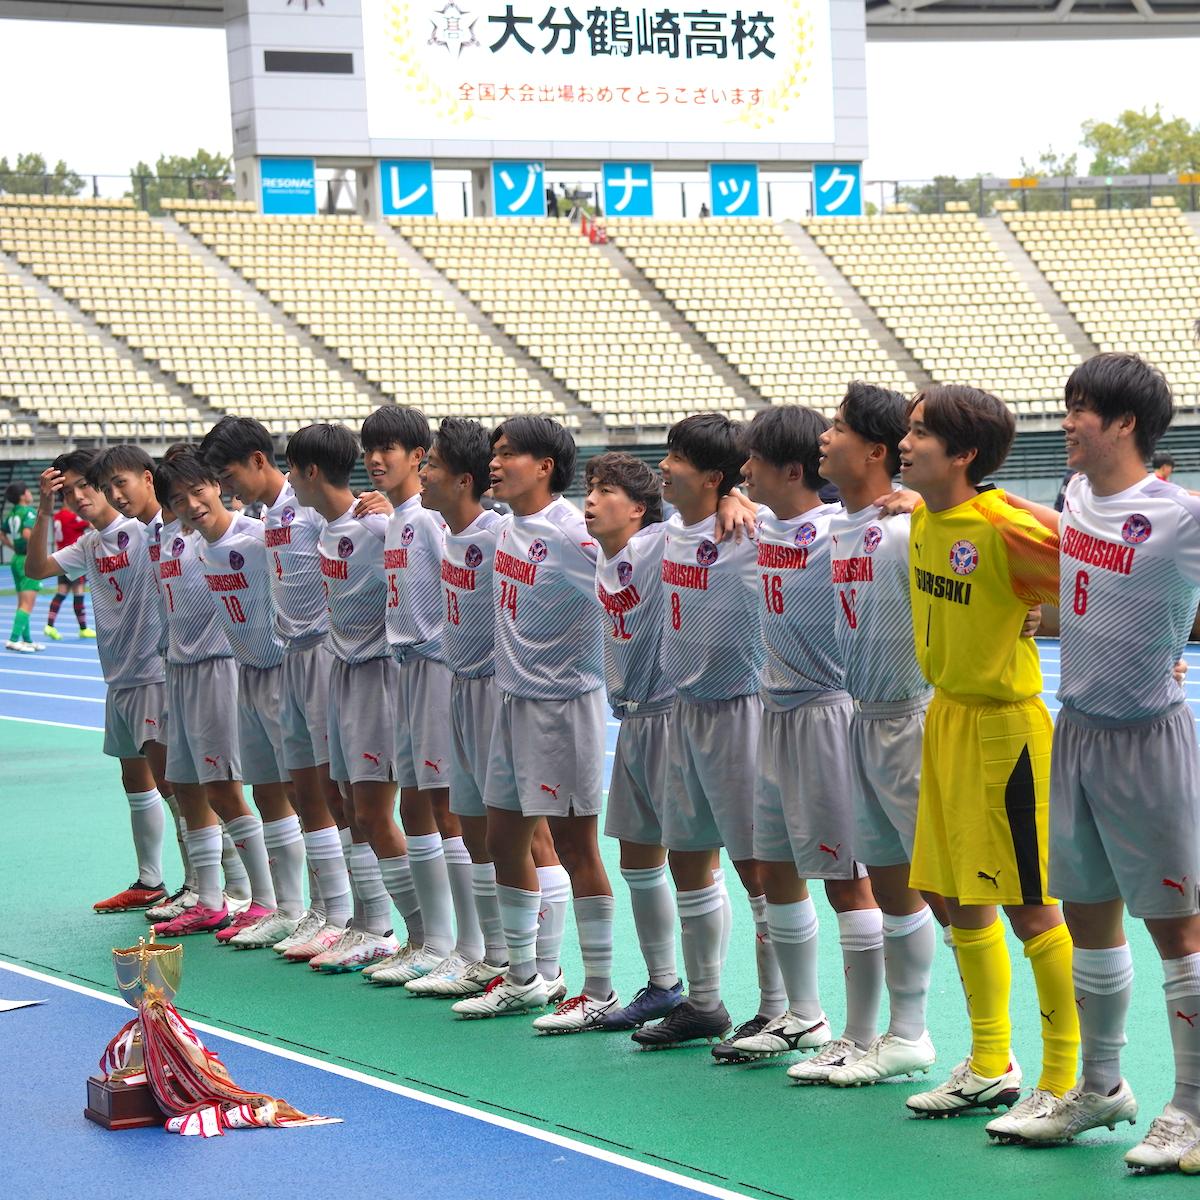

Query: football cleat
left=146, top=886, right=197, bottom=923
left=631, top=1000, right=733, bottom=1049
left=312, top=928, right=398, bottom=974
left=1126, top=1103, right=1200, bottom=1173
left=404, top=953, right=499, bottom=997
left=452, top=973, right=552, bottom=1019
left=368, top=944, right=445, bottom=986
left=79, top=628, right=96, bottom=639
left=716, top=1011, right=830, bottom=1060
left=215, top=902, right=274, bottom=943
left=828, top=1030, right=936, bottom=1087
left=282, top=920, right=345, bottom=963
left=601, top=980, right=684, bottom=1031
left=532, top=992, right=621, bottom=1034
left=272, top=909, right=325, bottom=955
left=153, top=902, right=230, bottom=937
left=362, top=939, right=421, bottom=979
left=94, top=880, right=167, bottom=914
left=42, top=625, right=61, bottom=641
left=788, top=1037, right=865, bottom=1084
left=988, top=1081, right=1138, bottom=1144
left=906, top=1057, right=1022, bottom=1117
left=5, top=640, right=35, bottom=654
left=230, top=910, right=300, bottom=950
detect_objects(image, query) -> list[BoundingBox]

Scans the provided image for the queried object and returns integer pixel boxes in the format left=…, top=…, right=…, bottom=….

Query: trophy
left=84, top=933, right=182, bottom=1130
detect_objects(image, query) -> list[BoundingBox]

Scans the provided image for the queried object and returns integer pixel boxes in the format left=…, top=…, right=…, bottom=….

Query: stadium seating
left=805, top=212, right=1080, bottom=413
left=392, top=217, right=748, bottom=428
left=606, top=218, right=911, bottom=414
left=171, top=203, right=565, bottom=426
left=1002, top=203, right=1200, bottom=403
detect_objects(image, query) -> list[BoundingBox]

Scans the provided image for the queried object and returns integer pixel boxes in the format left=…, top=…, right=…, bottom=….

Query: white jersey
left=830, top=504, right=931, bottom=705
left=318, top=505, right=390, bottom=665
left=385, top=494, right=446, bottom=664
left=441, top=509, right=502, bottom=680
left=756, top=503, right=844, bottom=710
left=147, top=509, right=168, bottom=658
left=196, top=512, right=285, bottom=670
left=595, top=522, right=674, bottom=716
left=158, top=520, right=233, bottom=665
left=264, top=481, right=328, bottom=649
left=1059, top=473, right=1200, bottom=721
left=56, top=514, right=165, bottom=690
left=493, top=497, right=605, bottom=701
left=660, top=512, right=763, bottom=703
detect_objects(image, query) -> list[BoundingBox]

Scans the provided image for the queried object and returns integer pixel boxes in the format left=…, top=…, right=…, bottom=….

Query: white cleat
left=368, top=944, right=445, bottom=986
left=282, top=920, right=344, bottom=963
left=1125, top=1103, right=1200, bottom=1173
left=829, top=1030, right=936, bottom=1087
left=532, top=992, right=621, bottom=1034
left=405, top=953, right=500, bottom=997
left=5, top=640, right=35, bottom=653
left=724, top=1011, right=830, bottom=1059
left=362, top=939, right=421, bottom=979
left=311, top=928, right=397, bottom=974
left=988, top=1080, right=1137, bottom=1144
left=146, top=887, right=198, bottom=923
left=906, top=1057, right=1022, bottom=1118
left=452, top=973, right=552, bottom=1019
left=273, top=909, right=326, bottom=956
left=545, top=969, right=568, bottom=1004
left=787, top=1038, right=864, bottom=1083
left=225, top=893, right=254, bottom=917
left=230, top=910, right=301, bottom=950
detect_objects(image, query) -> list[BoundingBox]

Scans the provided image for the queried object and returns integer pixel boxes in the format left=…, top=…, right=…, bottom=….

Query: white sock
left=678, top=883, right=725, bottom=1012
left=471, top=862, right=507, bottom=964
left=1075, top=944, right=1133, bottom=1096
left=574, top=894, right=615, bottom=999
left=837, top=907, right=884, bottom=1048
left=304, top=826, right=351, bottom=926
left=1164, top=953, right=1200, bottom=1118
left=750, top=894, right=787, bottom=1020
left=224, top=814, right=277, bottom=909
left=162, top=791, right=194, bottom=889
left=220, top=826, right=251, bottom=900
left=261, top=815, right=305, bottom=918
left=377, top=853, right=424, bottom=944
left=126, top=789, right=165, bottom=888
left=497, top=884, right=541, bottom=982
left=713, top=867, right=733, bottom=970
left=306, top=857, right=325, bottom=917
left=621, top=864, right=678, bottom=988
left=766, top=896, right=821, bottom=1022
left=406, top=833, right=454, bottom=957
left=184, top=825, right=223, bottom=910
left=341, top=829, right=364, bottom=926
left=443, top=837, right=483, bottom=962
left=882, top=906, right=936, bottom=1041
left=535, top=864, right=570, bottom=981
left=349, top=843, right=394, bottom=937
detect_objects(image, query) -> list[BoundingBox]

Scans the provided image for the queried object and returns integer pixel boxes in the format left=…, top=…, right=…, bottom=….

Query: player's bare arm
left=24, top=468, right=66, bottom=581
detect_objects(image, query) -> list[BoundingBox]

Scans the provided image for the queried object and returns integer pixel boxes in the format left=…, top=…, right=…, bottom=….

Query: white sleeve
left=54, top=538, right=88, bottom=581
left=1173, top=499, right=1200, bottom=587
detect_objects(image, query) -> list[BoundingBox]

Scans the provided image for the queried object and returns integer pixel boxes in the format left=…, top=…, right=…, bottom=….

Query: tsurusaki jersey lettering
left=441, top=509, right=504, bottom=680
left=385, top=494, right=447, bottom=664
left=318, top=506, right=390, bottom=664
left=157, top=521, right=234, bottom=665
left=265, top=481, right=328, bottom=646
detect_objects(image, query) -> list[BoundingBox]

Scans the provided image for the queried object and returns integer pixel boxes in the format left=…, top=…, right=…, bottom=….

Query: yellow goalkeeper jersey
left=909, top=488, right=1059, bottom=702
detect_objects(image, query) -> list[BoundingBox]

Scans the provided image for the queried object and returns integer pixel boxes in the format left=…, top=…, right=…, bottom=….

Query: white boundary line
left=0, top=714, right=102, bottom=731
left=0, top=961, right=749, bottom=1200
left=0, top=687, right=104, bottom=703
left=0, top=668, right=106, bottom=681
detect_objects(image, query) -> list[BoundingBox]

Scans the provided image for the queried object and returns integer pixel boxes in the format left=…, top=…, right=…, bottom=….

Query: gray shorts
left=449, top=674, right=497, bottom=819
left=279, top=640, right=332, bottom=771
left=753, top=694, right=865, bottom=880
left=485, top=688, right=606, bottom=818
left=238, top=663, right=289, bottom=787
left=1050, top=702, right=1200, bottom=919
left=663, top=693, right=761, bottom=861
left=154, top=662, right=171, bottom=746
left=605, top=709, right=671, bottom=846
left=850, top=696, right=928, bottom=869
left=166, top=657, right=240, bottom=785
left=394, top=655, right=452, bottom=790
left=327, top=656, right=399, bottom=785
left=103, top=680, right=166, bottom=760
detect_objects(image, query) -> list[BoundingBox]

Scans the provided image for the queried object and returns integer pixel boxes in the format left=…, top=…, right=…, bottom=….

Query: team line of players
left=24, top=350, right=1200, bottom=1174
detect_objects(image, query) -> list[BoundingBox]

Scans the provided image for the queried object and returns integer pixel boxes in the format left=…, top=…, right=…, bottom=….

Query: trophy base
left=84, top=1075, right=165, bottom=1130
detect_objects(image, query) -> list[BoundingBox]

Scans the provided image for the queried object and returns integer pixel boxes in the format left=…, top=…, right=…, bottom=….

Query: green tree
left=1083, top=107, right=1200, bottom=176
left=127, top=149, right=234, bottom=214
left=0, top=152, right=83, bottom=197
left=1018, top=147, right=1079, bottom=179
left=895, top=175, right=983, bottom=215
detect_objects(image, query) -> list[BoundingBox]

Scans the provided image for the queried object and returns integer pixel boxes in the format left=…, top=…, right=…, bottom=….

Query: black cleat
left=631, top=1000, right=732, bottom=1049
left=711, top=1013, right=774, bottom=1063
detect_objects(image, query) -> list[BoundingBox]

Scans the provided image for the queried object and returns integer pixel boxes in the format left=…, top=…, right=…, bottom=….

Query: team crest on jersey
left=281, top=506, right=295, bottom=526
left=171, top=537, right=186, bottom=557
left=464, top=544, right=483, bottom=568
left=949, top=539, right=979, bottom=576
left=400, top=524, right=415, bottom=547
left=1122, top=513, right=1152, bottom=545
left=696, top=539, right=719, bottom=566
left=116, top=530, right=129, bottom=551
left=863, top=526, right=882, bottom=555
left=617, top=560, right=633, bottom=586
left=795, top=522, right=818, bottom=548
left=528, top=538, right=548, bottom=563
left=228, top=550, right=244, bottom=570
left=337, top=536, right=354, bottom=559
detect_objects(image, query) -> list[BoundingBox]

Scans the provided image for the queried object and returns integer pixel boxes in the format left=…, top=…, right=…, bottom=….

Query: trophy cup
left=83, top=934, right=182, bottom=1130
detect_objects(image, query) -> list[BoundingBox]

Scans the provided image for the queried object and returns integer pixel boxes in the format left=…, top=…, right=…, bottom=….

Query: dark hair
left=742, top=406, right=829, bottom=491
left=839, top=381, right=909, bottom=476
left=286, top=423, right=359, bottom=489
left=1153, top=451, right=1176, bottom=470
left=666, top=412, right=745, bottom=496
left=4, top=482, right=28, bottom=504
left=199, top=416, right=275, bottom=470
left=907, top=384, right=1015, bottom=484
left=52, top=449, right=98, bottom=480
left=490, top=414, right=577, bottom=494
left=153, top=450, right=220, bottom=509
left=433, top=417, right=493, bottom=500
left=1064, top=353, right=1173, bottom=460
left=93, top=444, right=155, bottom=484
left=361, top=405, right=432, bottom=455
left=585, top=452, right=664, bottom=527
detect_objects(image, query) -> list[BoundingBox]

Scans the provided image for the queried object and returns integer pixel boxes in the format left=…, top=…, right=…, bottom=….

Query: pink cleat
left=215, top=902, right=274, bottom=943
left=154, top=903, right=230, bottom=937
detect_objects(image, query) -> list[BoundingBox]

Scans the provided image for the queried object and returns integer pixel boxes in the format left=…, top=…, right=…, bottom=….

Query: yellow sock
left=1024, top=923, right=1080, bottom=1096
left=951, top=921, right=1012, bottom=1078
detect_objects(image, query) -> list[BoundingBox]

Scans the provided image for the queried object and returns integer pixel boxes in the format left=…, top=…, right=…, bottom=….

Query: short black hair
left=666, top=412, right=745, bottom=496
left=286, top=424, right=359, bottom=489
left=93, top=444, right=155, bottom=484
left=4, top=482, right=27, bottom=505
left=52, top=449, right=98, bottom=479
left=199, top=416, right=276, bottom=470
left=1153, top=451, right=1176, bottom=470
left=742, top=406, right=829, bottom=491
left=585, top=452, right=664, bottom=527
left=907, top=385, right=1016, bottom=485
left=433, top=417, right=492, bottom=501
left=153, top=450, right=220, bottom=509
left=491, top=414, right=577, bottom=494
left=361, top=405, right=432, bottom=455
left=1064, top=353, right=1173, bottom=460
left=839, top=381, right=909, bottom=476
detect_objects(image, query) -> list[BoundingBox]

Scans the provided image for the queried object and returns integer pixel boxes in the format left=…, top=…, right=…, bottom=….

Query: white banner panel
left=363, top=0, right=834, bottom=148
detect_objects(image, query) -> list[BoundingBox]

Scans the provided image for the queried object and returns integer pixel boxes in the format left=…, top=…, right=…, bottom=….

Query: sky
left=0, top=19, right=1196, bottom=185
